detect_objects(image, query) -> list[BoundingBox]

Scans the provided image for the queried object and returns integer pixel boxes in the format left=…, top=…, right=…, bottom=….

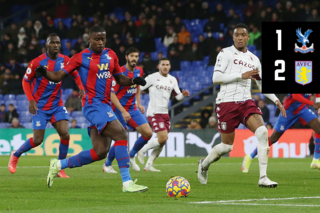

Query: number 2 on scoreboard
left=275, top=60, right=285, bottom=81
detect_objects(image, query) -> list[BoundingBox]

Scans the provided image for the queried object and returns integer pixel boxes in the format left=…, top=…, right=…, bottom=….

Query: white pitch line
left=191, top=196, right=320, bottom=204
left=209, top=203, right=320, bottom=207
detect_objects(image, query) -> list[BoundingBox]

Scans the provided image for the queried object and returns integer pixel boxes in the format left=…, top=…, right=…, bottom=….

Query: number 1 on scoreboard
left=276, top=30, right=282, bottom=51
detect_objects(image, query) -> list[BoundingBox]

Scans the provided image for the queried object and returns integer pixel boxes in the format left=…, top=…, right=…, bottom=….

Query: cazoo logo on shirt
left=96, top=71, right=112, bottom=79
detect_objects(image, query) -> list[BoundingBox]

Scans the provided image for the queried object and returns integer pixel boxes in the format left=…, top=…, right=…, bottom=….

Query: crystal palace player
left=242, top=94, right=320, bottom=172
left=8, top=34, right=84, bottom=178
left=36, top=26, right=148, bottom=192
left=197, top=23, right=286, bottom=188
left=103, top=47, right=153, bottom=173
left=137, top=58, right=190, bottom=172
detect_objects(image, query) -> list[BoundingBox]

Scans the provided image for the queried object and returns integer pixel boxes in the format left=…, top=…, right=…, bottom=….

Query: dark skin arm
left=113, top=73, right=134, bottom=86
left=42, top=69, right=68, bottom=83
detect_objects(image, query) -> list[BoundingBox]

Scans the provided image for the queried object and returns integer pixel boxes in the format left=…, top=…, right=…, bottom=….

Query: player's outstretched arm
left=114, top=73, right=146, bottom=86
left=35, top=66, right=67, bottom=83
left=212, top=69, right=259, bottom=85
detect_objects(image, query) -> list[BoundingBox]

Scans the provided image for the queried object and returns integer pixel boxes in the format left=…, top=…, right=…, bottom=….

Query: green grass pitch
left=1, top=156, right=320, bottom=213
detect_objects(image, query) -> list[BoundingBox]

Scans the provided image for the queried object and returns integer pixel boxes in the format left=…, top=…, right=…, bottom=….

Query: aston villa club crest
left=295, top=61, right=312, bottom=86
left=294, top=28, right=314, bottom=53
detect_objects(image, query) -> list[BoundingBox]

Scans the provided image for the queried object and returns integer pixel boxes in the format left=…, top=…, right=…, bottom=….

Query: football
left=166, top=176, right=191, bottom=198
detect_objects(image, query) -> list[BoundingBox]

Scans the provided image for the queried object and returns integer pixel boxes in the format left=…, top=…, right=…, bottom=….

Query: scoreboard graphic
left=261, top=22, right=319, bottom=93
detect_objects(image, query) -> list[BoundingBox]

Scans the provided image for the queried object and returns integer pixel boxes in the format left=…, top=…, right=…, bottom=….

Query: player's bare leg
left=8, top=129, right=45, bottom=174
left=129, top=123, right=153, bottom=171
left=141, top=130, right=168, bottom=172
left=246, top=114, right=277, bottom=188
left=242, top=130, right=283, bottom=173
left=53, top=120, right=70, bottom=178
left=198, top=132, right=234, bottom=184
left=306, top=118, right=320, bottom=169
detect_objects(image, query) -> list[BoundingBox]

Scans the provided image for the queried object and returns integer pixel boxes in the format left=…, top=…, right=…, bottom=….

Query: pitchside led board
left=261, top=22, right=320, bottom=93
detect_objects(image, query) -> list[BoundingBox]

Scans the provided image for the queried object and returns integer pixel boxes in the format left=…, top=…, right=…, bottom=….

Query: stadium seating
left=72, top=111, right=83, bottom=117
left=4, top=94, right=15, bottom=101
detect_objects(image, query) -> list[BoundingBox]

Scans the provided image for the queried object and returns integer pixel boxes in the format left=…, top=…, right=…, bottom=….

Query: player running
left=242, top=94, right=320, bottom=173
left=137, top=58, right=190, bottom=172
left=35, top=26, right=148, bottom=192
left=197, top=23, right=286, bottom=188
left=8, top=33, right=84, bottom=178
left=103, top=47, right=153, bottom=173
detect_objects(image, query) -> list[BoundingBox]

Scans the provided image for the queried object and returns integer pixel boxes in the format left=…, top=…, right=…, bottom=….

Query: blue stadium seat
left=0, top=94, right=3, bottom=100
left=75, top=117, right=86, bottom=123
left=192, top=61, right=205, bottom=67
left=207, top=66, right=214, bottom=71
left=220, top=23, right=224, bottom=30
left=132, top=17, right=137, bottom=22
left=213, top=32, right=220, bottom=39
left=192, top=37, right=199, bottom=43
left=180, top=61, right=191, bottom=69
left=20, top=116, right=32, bottom=123
left=4, top=94, right=16, bottom=101
left=64, top=88, right=73, bottom=96
left=203, top=56, right=209, bottom=65
left=0, top=123, right=10, bottom=128
left=201, top=19, right=208, bottom=29
left=88, top=17, right=93, bottom=23
left=183, top=100, right=190, bottom=107
left=61, top=39, right=70, bottom=50
left=190, top=19, right=201, bottom=27
left=19, top=111, right=30, bottom=117
left=188, top=76, right=200, bottom=82
left=22, top=123, right=32, bottom=129
left=63, top=18, right=72, bottom=28
left=179, top=77, right=189, bottom=84
left=143, top=94, right=149, bottom=101
left=5, top=100, right=17, bottom=107
left=61, top=94, right=68, bottom=101
left=72, top=111, right=83, bottom=117
left=151, top=52, right=158, bottom=61
left=40, top=39, right=46, bottom=46
left=247, top=45, right=256, bottom=52
left=54, top=18, right=64, bottom=28
left=17, top=100, right=29, bottom=107
left=80, top=123, right=89, bottom=129
left=16, top=94, right=27, bottom=101
left=71, top=39, right=78, bottom=48
left=180, top=82, right=189, bottom=89
left=253, top=50, right=261, bottom=58
left=155, top=38, right=162, bottom=47
left=46, top=123, right=54, bottom=128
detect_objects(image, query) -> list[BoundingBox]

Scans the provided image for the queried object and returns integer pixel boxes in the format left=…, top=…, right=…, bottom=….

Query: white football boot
left=130, top=157, right=140, bottom=171
left=144, top=165, right=161, bottom=172
left=197, top=158, right=208, bottom=185
left=258, top=176, right=278, bottom=188
left=103, top=165, right=117, bottom=173
left=137, top=151, right=145, bottom=164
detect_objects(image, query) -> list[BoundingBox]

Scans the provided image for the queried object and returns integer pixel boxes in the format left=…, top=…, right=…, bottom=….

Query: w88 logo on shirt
left=96, top=71, right=112, bottom=79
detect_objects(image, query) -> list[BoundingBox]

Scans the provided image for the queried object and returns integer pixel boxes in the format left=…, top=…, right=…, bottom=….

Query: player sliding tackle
left=35, top=26, right=148, bottom=192
left=242, top=94, right=320, bottom=173
left=197, top=23, right=286, bottom=188
left=103, top=47, right=153, bottom=173
left=138, top=58, right=190, bottom=172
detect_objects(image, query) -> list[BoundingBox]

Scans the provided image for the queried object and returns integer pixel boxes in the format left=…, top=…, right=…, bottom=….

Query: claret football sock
left=60, top=149, right=100, bottom=169
left=130, top=136, right=151, bottom=158
left=314, top=133, right=320, bottom=160
left=114, top=140, right=132, bottom=183
left=105, top=144, right=115, bottom=166
left=14, top=138, right=37, bottom=158
left=58, top=139, right=69, bottom=160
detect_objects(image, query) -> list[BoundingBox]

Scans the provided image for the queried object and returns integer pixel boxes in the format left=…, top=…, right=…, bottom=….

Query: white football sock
left=123, top=180, right=133, bottom=188
left=140, top=138, right=160, bottom=154
left=202, top=142, right=233, bottom=170
left=146, top=146, right=163, bottom=167
left=255, top=126, right=269, bottom=178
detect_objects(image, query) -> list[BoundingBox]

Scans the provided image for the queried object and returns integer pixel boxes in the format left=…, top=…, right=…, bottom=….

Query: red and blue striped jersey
left=111, top=66, right=144, bottom=112
left=283, top=94, right=312, bottom=114
left=23, top=53, right=80, bottom=111
left=62, top=48, right=122, bottom=107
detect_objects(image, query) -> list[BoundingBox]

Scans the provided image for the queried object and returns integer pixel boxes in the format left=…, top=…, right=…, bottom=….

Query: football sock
left=140, top=138, right=160, bottom=154
left=255, top=126, right=269, bottom=178
left=130, top=136, right=150, bottom=158
left=202, top=142, right=233, bottom=170
left=249, top=138, right=272, bottom=159
left=314, top=133, right=320, bottom=160
left=14, top=138, right=37, bottom=158
left=58, top=139, right=69, bottom=160
left=114, top=140, right=132, bottom=183
left=105, top=144, right=115, bottom=166
left=60, top=149, right=100, bottom=169
left=146, top=146, right=163, bottom=167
